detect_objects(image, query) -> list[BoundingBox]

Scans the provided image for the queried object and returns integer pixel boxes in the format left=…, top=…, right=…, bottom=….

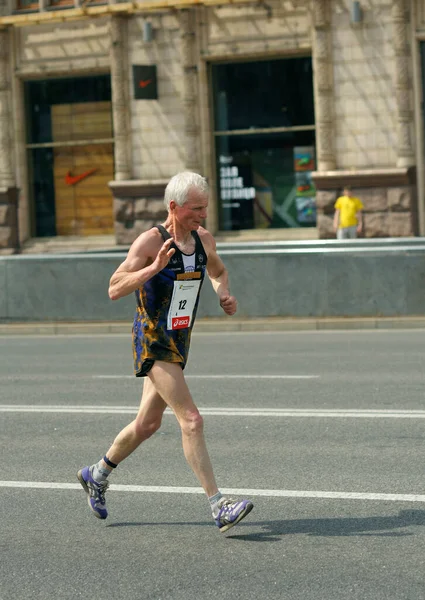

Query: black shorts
left=135, top=359, right=155, bottom=378
left=135, top=359, right=185, bottom=378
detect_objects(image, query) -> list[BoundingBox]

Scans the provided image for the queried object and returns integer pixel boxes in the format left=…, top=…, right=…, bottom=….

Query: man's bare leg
left=77, top=378, right=167, bottom=519
left=147, top=361, right=219, bottom=498
left=105, top=377, right=167, bottom=466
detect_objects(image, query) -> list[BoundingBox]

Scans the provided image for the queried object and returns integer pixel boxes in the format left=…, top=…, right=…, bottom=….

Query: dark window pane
left=25, top=75, right=111, bottom=144
left=212, top=56, right=316, bottom=230
left=216, top=130, right=316, bottom=230
left=25, top=75, right=112, bottom=237
left=212, top=57, right=314, bottom=131
left=17, top=0, right=39, bottom=8
left=30, top=148, right=56, bottom=237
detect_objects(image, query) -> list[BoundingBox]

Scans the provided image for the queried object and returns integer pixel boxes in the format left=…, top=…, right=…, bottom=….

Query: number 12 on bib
left=167, top=280, right=201, bottom=330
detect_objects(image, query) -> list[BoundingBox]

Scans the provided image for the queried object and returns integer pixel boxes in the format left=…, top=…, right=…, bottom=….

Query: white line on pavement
left=1, top=480, right=425, bottom=502
left=0, top=374, right=319, bottom=381
left=0, top=373, right=320, bottom=383
left=94, top=375, right=320, bottom=380
left=2, top=405, right=425, bottom=418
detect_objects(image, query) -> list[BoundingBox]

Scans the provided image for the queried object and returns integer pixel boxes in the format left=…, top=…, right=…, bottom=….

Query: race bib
left=167, top=279, right=201, bottom=330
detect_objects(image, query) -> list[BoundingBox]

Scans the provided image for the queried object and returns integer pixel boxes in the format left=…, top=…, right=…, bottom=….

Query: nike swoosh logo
left=139, top=79, right=152, bottom=88
left=65, top=169, right=97, bottom=186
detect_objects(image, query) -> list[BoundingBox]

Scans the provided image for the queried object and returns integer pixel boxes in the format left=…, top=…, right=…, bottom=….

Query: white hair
left=164, top=171, right=209, bottom=209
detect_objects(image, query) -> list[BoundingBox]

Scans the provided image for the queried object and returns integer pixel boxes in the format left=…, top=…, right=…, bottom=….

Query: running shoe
left=215, top=498, right=254, bottom=532
left=77, top=466, right=109, bottom=520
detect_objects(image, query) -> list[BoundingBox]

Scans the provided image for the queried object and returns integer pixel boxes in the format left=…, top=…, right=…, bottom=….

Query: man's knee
left=180, top=411, right=204, bottom=436
left=134, top=417, right=162, bottom=440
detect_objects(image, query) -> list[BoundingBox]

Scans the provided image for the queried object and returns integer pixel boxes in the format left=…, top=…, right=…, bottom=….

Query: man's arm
left=333, top=209, right=340, bottom=232
left=108, top=231, right=175, bottom=301
left=356, top=210, right=363, bottom=233
left=200, top=229, right=237, bottom=316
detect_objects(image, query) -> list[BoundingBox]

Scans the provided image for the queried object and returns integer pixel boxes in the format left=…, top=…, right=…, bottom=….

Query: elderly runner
left=78, top=171, right=253, bottom=533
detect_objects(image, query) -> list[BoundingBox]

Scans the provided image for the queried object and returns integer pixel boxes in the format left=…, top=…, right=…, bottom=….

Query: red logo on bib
left=172, top=316, right=190, bottom=330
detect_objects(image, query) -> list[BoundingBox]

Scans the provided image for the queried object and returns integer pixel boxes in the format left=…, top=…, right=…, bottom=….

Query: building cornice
left=312, top=167, right=416, bottom=190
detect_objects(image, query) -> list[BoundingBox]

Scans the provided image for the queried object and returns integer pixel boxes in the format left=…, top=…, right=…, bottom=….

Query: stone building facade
left=0, top=0, right=424, bottom=250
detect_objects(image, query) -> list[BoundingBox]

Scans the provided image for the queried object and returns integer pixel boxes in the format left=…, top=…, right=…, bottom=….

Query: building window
left=212, top=57, right=316, bottom=231
left=25, top=75, right=113, bottom=238
left=17, top=0, right=39, bottom=10
left=49, top=0, right=75, bottom=7
left=49, top=0, right=107, bottom=5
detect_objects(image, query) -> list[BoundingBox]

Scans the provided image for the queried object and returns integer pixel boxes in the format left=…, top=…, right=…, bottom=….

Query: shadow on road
left=107, top=509, right=425, bottom=542
left=227, top=510, right=425, bottom=542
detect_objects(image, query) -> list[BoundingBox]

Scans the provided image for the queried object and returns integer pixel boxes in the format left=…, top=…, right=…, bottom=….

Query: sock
left=91, top=456, right=116, bottom=483
left=209, top=491, right=223, bottom=518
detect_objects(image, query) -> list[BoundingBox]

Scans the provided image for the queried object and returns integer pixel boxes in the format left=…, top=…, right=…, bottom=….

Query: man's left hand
left=219, top=295, right=237, bottom=316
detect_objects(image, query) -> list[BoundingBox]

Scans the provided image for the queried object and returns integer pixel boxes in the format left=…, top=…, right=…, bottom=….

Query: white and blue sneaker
left=215, top=498, right=253, bottom=533
left=77, top=466, right=109, bottom=520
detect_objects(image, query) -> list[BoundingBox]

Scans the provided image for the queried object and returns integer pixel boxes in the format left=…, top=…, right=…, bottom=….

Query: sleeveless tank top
left=132, top=225, right=208, bottom=376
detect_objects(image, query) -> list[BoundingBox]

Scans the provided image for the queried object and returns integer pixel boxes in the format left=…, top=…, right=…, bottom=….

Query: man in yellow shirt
left=333, top=186, right=364, bottom=239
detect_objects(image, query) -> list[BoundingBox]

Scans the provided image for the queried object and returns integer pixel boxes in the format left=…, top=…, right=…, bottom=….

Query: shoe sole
left=219, top=502, right=254, bottom=533
left=77, top=469, right=106, bottom=520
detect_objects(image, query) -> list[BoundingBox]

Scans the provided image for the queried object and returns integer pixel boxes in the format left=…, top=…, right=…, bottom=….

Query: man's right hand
left=152, top=238, right=176, bottom=273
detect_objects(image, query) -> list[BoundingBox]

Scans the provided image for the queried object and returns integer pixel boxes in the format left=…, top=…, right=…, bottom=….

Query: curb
left=1, top=317, right=425, bottom=335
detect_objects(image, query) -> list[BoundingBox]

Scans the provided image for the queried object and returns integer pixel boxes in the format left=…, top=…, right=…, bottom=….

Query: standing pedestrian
left=77, top=171, right=253, bottom=533
left=333, top=186, right=364, bottom=239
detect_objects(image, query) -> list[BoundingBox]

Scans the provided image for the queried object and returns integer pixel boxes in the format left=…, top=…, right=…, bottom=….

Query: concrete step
left=20, top=235, right=122, bottom=254
left=18, top=234, right=425, bottom=255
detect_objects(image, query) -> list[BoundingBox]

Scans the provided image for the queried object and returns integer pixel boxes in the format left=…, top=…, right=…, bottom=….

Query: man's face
left=344, top=188, right=352, bottom=197
left=173, top=188, right=208, bottom=230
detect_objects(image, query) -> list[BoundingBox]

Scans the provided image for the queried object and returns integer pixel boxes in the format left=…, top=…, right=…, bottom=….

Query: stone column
left=110, top=16, right=132, bottom=181
left=311, top=0, right=336, bottom=171
left=179, top=9, right=201, bottom=173
left=392, top=0, right=415, bottom=168
left=0, top=30, right=19, bottom=251
left=0, top=30, right=14, bottom=189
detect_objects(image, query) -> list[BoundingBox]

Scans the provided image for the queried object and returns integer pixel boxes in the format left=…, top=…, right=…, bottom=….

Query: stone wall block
left=364, top=213, right=389, bottom=238
left=388, top=212, right=414, bottom=237
left=114, top=198, right=133, bottom=223
left=134, top=198, right=167, bottom=221
left=361, top=189, right=388, bottom=212
left=115, top=221, right=143, bottom=245
left=133, top=198, right=149, bottom=216
left=387, top=187, right=412, bottom=211
left=115, top=220, right=165, bottom=245
left=315, top=190, right=337, bottom=212
left=316, top=213, right=334, bottom=239
left=0, top=203, right=12, bottom=224
left=0, top=225, right=13, bottom=248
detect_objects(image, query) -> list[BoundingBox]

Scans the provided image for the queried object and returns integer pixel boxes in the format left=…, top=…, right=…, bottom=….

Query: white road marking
left=1, top=405, right=425, bottom=418
left=94, top=375, right=320, bottom=380
left=0, top=374, right=319, bottom=382
left=0, top=480, right=424, bottom=502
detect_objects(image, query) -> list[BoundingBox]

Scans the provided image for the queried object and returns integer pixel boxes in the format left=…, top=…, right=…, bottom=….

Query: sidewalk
left=1, top=316, right=425, bottom=335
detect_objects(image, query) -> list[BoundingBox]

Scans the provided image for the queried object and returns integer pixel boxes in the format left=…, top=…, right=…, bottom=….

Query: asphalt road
left=1, top=330, right=425, bottom=600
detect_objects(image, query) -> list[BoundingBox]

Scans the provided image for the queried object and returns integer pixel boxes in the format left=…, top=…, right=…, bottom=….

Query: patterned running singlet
left=132, top=225, right=208, bottom=377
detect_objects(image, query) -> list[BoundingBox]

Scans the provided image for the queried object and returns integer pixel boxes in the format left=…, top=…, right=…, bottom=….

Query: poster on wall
left=293, top=146, right=316, bottom=225
left=295, top=171, right=315, bottom=197
left=133, top=65, right=158, bottom=100
left=219, top=155, right=255, bottom=230
left=295, top=197, right=317, bottom=224
left=294, top=146, right=315, bottom=172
